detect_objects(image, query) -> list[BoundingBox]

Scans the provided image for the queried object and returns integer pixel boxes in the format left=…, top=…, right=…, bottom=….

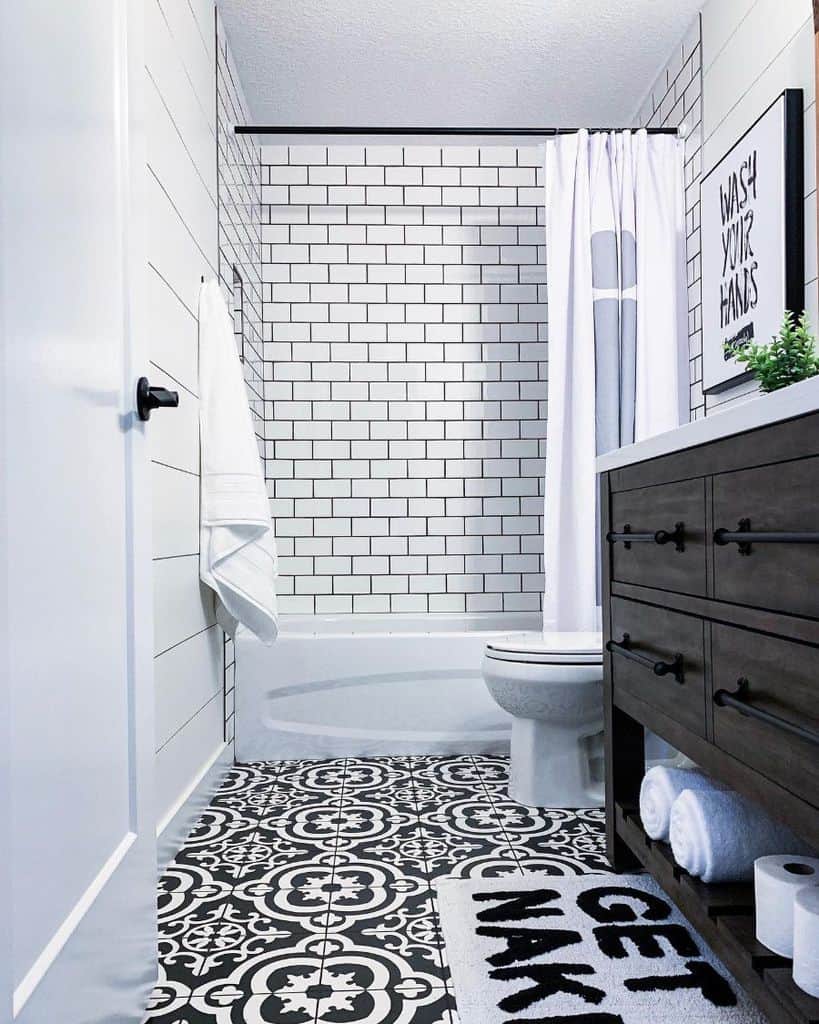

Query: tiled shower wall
left=216, top=14, right=264, bottom=740
left=260, top=144, right=548, bottom=615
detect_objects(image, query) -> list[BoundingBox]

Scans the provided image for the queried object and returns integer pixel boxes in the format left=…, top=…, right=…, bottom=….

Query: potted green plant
left=729, top=311, right=819, bottom=393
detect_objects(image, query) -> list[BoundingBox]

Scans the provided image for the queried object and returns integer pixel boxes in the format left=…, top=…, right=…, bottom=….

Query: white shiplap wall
left=642, top=0, right=818, bottom=417
left=635, top=18, right=704, bottom=419
left=146, top=0, right=225, bottom=830
left=700, top=0, right=817, bottom=413
left=216, top=10, right=267, bottom=744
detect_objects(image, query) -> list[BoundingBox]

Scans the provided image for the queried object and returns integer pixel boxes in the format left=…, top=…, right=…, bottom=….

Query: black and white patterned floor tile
left=144, top=754, right=608, bottom=1023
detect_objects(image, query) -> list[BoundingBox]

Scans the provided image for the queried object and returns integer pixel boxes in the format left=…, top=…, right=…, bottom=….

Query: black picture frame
left=701, top=88, right=804, bottom=395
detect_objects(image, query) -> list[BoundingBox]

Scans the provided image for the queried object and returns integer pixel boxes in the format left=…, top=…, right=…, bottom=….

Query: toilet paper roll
left=794, top=884, right=819, bottom=998
left=754, top=855, right=819, bottom=957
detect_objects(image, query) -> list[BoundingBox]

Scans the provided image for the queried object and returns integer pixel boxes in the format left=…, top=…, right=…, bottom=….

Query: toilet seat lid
left=485, top=630, right=602, bottom=665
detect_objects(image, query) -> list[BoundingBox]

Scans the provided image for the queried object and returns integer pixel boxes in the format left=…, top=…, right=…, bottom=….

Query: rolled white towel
left=669, top=788, right=812, bottom=884
left=639, top=765, right=722, bottom=840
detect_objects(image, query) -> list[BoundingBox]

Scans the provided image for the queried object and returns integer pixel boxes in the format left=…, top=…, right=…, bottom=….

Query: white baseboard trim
left=14, top=832, right=136, bottom=1017
left=156, top=741, right=233, bottom=871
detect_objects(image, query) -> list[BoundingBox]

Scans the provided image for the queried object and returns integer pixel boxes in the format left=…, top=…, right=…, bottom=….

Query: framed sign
left=701, top=89, right=804, bottom=393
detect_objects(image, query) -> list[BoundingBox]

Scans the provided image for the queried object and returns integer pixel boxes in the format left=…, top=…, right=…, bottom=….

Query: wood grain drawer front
left=609, top=597, right=706, bottom=736
left=713, top=458, right=819, bottom=619
left=711, top=625, right=819, bottom=807
left=609, top=479, right=706, bottom=595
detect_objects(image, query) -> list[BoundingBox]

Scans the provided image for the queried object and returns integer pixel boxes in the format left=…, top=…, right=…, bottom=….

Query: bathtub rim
left=263, top=611, right=543, bottom=639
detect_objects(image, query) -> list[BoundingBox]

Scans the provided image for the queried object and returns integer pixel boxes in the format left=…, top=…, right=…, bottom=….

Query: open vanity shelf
left=614, top=801, right=818, bottom=1024
left=599, top=405, right=819, bottom=1024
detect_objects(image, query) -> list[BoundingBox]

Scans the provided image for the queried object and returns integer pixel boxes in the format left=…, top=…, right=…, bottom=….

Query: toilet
left=482, top=631, right=604, bottom=808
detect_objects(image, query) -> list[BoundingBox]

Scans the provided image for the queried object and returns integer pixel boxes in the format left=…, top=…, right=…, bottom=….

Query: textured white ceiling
left=217, top=0, right=703, bottom=128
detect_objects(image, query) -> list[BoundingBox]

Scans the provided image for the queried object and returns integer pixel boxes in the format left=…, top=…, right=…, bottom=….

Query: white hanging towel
left=198, top=279, right=278, bottom=644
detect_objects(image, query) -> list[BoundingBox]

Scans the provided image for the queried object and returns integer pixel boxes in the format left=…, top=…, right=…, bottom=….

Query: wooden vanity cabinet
left=601, top=409, right=819, bottom=1024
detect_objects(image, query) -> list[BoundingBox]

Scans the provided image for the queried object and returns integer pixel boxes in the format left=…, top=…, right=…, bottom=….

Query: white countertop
left=596, top=375, right=819, bottom=473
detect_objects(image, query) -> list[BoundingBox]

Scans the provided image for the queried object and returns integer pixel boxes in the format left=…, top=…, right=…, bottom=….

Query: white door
left=0, top=2, right=157, bottom=1022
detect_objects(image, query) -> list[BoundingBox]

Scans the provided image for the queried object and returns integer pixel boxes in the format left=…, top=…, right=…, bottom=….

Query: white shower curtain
left=542, top=130, right=687, bottom=633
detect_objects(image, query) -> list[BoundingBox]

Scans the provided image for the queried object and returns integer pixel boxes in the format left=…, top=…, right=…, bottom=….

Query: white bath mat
left=436, top=873, right=766, bottom=1023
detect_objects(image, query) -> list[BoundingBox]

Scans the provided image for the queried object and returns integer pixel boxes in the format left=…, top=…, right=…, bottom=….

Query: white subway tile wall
left=216, top=16, right=264, bottom=741
left=261, top=144, right=547, bottom=614
left=636, top=15, right=704, bottom=420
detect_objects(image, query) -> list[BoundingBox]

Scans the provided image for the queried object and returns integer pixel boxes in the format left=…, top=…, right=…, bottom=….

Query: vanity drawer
left=713, top=458, right=819, bottom=619
left=711, top=624, right=819, bottom=808
left=609, top=597, right=706, bottom=736
left=609, top=478, right=706, bottom=595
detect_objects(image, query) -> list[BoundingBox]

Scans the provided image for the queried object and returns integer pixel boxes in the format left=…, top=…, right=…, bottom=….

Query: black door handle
left=136, top=376, right=179, bottom=421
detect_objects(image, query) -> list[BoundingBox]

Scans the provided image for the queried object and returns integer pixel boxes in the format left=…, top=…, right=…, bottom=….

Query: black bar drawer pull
left=607, top=522, right=685, bottom=552
left=714, top=678, right=819, bottom=747
left=606, top=633, right=685, bottom=683
left=714, top=517, right=819, bottom=556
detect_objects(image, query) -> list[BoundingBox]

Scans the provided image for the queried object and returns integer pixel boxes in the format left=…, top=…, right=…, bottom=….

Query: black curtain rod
left=234, top=125, right=679, bottom=137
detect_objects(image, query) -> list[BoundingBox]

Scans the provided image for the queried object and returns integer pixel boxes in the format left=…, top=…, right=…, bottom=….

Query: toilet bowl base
left=508, top=716, right=601, bottom=808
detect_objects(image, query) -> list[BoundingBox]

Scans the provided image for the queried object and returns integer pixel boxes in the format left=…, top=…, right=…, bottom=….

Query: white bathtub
left=234, top=612, right=542, bottom=761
